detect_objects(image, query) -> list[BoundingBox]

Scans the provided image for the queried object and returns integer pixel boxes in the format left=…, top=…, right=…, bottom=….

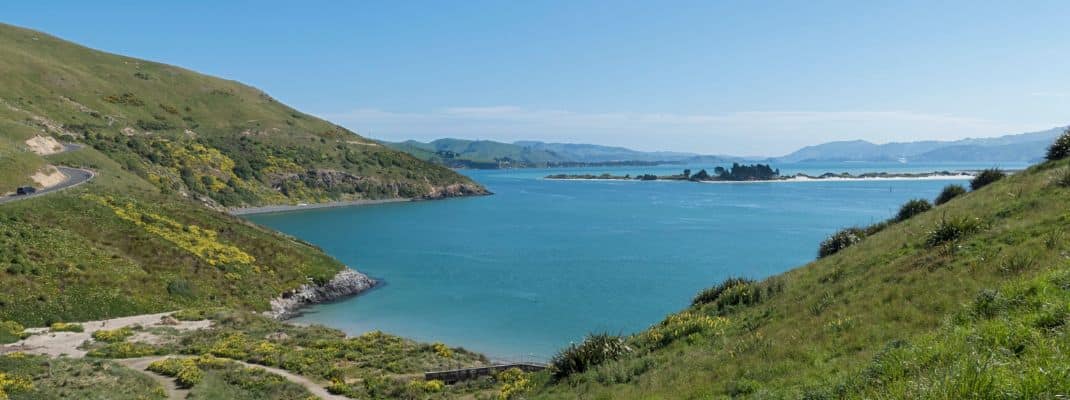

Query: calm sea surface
left=246, top=162, right=1026, bottom=359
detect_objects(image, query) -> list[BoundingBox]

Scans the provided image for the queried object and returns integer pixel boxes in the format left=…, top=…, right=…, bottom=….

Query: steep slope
left=773, top=127, right=1065, bottom=163
left=0, top=23, right=482, bottom=327
left=533, top=155, right=1070, bottom=398
left=0, top=23, right=485, bottom=208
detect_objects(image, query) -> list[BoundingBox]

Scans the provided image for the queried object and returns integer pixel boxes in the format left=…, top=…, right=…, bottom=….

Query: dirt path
left=228, top=359, right=349, bottom=400
left=123, top=355, right=348, bottom=400
left=0, top=312, right=210, bottom=357
left=117, top=357, right=190, bottom=400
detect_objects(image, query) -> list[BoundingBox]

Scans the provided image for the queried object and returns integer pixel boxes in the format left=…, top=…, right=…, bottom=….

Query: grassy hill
left=0, top=23, right=485, bottom=208
left=0, top=23, right=485, bottom=327
left=530, top=136, right=1070, bottom=398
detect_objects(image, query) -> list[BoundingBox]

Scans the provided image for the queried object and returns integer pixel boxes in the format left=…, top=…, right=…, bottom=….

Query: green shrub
left=970, top=168, right=1005, bottom=191
left=934, top=184, right=967, bottom=205
left=91, top=327, right=134, bottom=343
left=818, top=227, right=866, bottom=258
left=926, top=216, right=984, bottom=247
left=86, top=342, right=159, bottom=358
left=1046, top=128, right=1070, bottom=161
left=894, top=199, right=932, bottom=222
left=550, top=333, right=632, bottom=381
left=0, top=320, right=28, bottom=344
left=863, top=221, right=889, bottom=236
left=692, top=277, right=755, bottom=306
left=49, top=322, right=83, bottom=333
left=147, top=357, right=203, bottom=388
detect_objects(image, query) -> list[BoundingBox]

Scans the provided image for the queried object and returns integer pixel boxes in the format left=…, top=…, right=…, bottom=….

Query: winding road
left=0, top=142, right=94, bottom=204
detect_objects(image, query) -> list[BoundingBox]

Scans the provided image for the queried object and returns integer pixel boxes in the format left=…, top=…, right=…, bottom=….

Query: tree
left=1047, top=127, right=1070, bottom=161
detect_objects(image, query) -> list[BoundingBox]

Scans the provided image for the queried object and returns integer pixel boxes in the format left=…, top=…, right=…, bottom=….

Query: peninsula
left=546, top=163, right=976, bottom=182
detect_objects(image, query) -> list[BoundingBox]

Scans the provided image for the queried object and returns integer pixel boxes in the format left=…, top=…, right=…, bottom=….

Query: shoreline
left=229, top=198, right=413, bottom=216
left=266, top=268, right=378, bottom=320
left=545, top=174, right=975, bottom=183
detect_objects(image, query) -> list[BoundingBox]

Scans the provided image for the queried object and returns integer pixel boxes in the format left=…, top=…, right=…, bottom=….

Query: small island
left=546, top=163, right=975, bottom=182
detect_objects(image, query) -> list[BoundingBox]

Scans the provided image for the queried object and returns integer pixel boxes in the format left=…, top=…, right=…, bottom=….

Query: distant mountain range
left=383, top=138, right=739, bottom=168
left=385, top=126, right=1067, bottom=169
left=769, top=127, right=1066, bottom=163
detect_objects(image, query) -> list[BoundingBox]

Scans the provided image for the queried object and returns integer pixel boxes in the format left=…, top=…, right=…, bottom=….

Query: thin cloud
left=318, top=107, right=1051, bottom=156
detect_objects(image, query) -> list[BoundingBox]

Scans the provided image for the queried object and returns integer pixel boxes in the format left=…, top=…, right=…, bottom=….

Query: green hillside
left=531, top=136, right=1070, bottom=398
left=0, top=23, right=484, bottom=327
left=0, top=23, right=485, bottom=208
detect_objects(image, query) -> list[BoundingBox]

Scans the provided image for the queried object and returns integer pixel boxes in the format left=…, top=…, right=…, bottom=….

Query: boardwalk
left=425, top=363, right=548, bottom=384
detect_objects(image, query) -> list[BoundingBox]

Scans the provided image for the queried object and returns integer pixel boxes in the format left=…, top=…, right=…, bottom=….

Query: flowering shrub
left=496, top=368, right=533, bottom=399
left=86, top=194, right=256, bottom=267
left=432, top=342, right=453, bottom=358
left=148, top=357, right=203, bottom=388
left=1047, top=128, right=1070, bottom=161
left=644, top=312, right=730, bottom=349
left=407, top=379, right=445, bottom=393
left=86, top=342, right=159, bottom=358
left=0, top=321, right=27, bottom=343
left=49, top=322, right=83, bottom=333
left=818, top=227, right=866, bottom=258
left=0, top=372, right=34, bottom=400
left=91, top=327, right=134, bottom=343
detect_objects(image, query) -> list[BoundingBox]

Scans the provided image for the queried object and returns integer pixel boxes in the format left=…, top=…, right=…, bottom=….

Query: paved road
left=1, top=139, right=92, bottom=204
left=0, top=166, right=94, bottom=205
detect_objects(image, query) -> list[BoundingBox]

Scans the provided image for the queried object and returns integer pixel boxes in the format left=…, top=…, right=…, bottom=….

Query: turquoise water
left=247, top=162, right=1025, bottom=360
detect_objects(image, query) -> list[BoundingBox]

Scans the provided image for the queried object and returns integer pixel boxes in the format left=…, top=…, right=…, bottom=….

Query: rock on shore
left=268, top=268, right=377, bottom=320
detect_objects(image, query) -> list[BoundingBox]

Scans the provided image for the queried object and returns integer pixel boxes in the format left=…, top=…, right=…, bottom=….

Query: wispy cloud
left=318, top=106, right=1052, bottom=156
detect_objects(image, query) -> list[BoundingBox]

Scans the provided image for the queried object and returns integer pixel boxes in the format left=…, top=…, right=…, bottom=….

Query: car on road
left=16, top=186, right=36, bottom=195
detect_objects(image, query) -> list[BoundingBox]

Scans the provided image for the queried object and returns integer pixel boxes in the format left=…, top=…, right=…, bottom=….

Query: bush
left=692, top=277, right=755, bottom=306
left=643, top=312, right=730, bottom=349
left=970, top=168, right=1005, bottom=191
left=1046, top=128, right=1070, bottom=161
left=550, top=333, right=632, bottom=381
left=926, top=216, right=984, bottom=247
left=1056, top=169, right=1070, bottom=188
left=894, top=199, right=932, bottom=222
left=49, top=322, right=83, bottom=333
left=934, top=184, right=967, bottom=205
left=148, top=357, right=203, bottom=388
left=91, top=327, right=134, bottom=343
left=86, top=342, right=160, bottom=358
left=0, top=321, right=28, bottom=344
left=818, top=227, right=866, bottom=258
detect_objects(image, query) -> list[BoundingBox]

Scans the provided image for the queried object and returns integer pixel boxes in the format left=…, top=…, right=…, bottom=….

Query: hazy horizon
left=3, top=1, right=1067, bottom=155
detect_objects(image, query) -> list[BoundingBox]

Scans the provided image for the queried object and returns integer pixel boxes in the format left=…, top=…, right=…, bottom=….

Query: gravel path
left=0, top=312, right=210, bottom=357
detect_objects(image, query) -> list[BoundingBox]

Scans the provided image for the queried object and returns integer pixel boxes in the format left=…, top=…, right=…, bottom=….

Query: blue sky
left=3, top=1, right=1068, bottom=156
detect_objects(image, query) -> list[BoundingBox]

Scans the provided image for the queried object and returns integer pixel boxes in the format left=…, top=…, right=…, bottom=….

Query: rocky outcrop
left=267, top=268, right=377, bottom=320
left=423, top=183, right=490, bottom=199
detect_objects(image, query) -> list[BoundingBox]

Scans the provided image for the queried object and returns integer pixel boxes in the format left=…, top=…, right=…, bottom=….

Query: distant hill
left=771, top=127, right=1065, bottom=163
left=384, top=139, right=740, bottom=168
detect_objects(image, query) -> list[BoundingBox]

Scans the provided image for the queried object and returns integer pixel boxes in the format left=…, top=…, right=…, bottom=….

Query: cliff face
left=268, top=269, right=377, bottom=320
